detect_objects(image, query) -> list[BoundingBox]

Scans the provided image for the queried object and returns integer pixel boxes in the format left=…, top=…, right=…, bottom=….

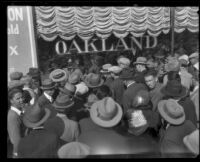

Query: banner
left=8, top=6, right=38, bottom=81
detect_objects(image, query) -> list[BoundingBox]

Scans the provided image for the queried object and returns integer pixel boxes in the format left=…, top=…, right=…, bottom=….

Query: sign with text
left=8, top=6, right=38, bottom=81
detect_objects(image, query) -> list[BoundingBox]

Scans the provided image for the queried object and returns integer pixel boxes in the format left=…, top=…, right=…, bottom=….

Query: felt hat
left=10, top=72, right=23, bottom=81
left=133, top=57, right=147, bottom=65
left=40, top=79, right=56, bottom=90
left=117, top=56, right=131, bottom=67
left=23, top=102, right=51, bottom=128
left=100, top=64, right=112, bottom=73
left=119, top=69, right=135, bottom=80
left=189, top=52, right=198, bottom=59
left=132, top=90, right=150, bottom=108
left=90, top=97, right=123, bottom=128
left=84, top=73, right=104, bottom=88
left=58, top=142, right=90, bottom=158
left=68, top=72, right=81, bottom=84
left=108, top=66, right=122, bottom=74
left=8, top=80, right=25, bottom=90
left=27, top=67, right=40, bottom=79
left=126, top=109, right=149, bottom=136
left=49, top=69, right=67, bottom=82
left=53, top=94, right=74, bottom=111
left=59, top=82, right=76, bottom=96
left=183, top=129, right=199, bottom=155
left=178, top=54, right=189, bottom=65
left=75, top=82, right=89, bottom=95
left=84, top=93, right=99, bottom=108
left=161, top=80, right=187, bottom=98
left=158, top=99, right=185, bottom=125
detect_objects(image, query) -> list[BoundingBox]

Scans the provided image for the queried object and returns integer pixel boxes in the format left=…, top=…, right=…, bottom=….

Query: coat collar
left=11, top=106, right=23, bottom=116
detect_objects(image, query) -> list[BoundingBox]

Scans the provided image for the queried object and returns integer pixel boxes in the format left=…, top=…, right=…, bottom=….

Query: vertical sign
left=8, top=6, right=38, bottom=81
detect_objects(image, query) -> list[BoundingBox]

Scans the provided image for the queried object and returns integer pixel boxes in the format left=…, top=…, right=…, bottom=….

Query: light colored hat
left=68, top=72, right=81, bottom=84
left=158, top=99, right=185, bottom=125
left=59, top=82, right=76, bottom=96
left=133, top=57, right=147, bottom=65
left=49, top=69, right=67, bottom=82
left=117, top=56, right=131, bottom=66
left=75, top=82, right=89, bottom=95
left=84, top=73, right=104, bottom=88
left=183, top=129, right=199, bottom=155
left=10, top=71, right=23, bottom=81
left=90, top=97, right=123, bottom=128
left=108, top=66, right=122, bottom=74
left=58, top=142, right=90, bottom=158
left=178, top=54, right=189, bottom=65
left=8, top=80, right=25, bottom=90
left=189, top=52, right=199, bottom=59
left=100, top=64, right=112, bottom=73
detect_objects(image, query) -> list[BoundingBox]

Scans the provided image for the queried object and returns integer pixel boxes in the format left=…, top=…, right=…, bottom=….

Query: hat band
left=163, top=104, right=184, bottom=119
left=25, top=109, right=45, bottom=123
left=97, top=105, right=118, bottom=121
left=53, top=72, right=65, bottom=79
left=42, top=83, right=55, bottom=89
left=54, top=99, right=74, bottom=108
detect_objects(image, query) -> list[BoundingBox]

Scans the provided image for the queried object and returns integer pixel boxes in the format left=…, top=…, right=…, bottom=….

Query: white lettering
left=55, top=41, right=67, bottom=55
left=68, top=40, right=82, bottom=54
left=131, top=37, right=142, bottom=50
left=115, top=37, right=129, bottom=50
left=8, top=24, right=19, bottom=35
left=8, top=8, right=23, bottom=21
left=9, top=46, right=18, bottom=56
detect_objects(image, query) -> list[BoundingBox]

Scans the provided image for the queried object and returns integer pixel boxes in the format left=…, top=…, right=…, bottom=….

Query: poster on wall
left=7, top=6, right=38, bottom=81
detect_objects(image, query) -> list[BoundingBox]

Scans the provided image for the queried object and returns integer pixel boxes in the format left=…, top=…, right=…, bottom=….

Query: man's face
left=144, top=75, right=157, bottom=89
left=136, top=64, right=146, bottom=72
left=10, top=92, right=24, bottom=108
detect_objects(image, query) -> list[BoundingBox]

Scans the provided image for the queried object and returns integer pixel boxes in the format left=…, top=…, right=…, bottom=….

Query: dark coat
left=110, top=78, right=125, bottom=106
left=122, top=82, right=147, bottom=113
left=178, top=97, right=197, bottom=127
left=160, top=120, right=196, bottom=158
left=78, top=118, right=160, bottom=156
left=18, top=129, right=61, bottom=158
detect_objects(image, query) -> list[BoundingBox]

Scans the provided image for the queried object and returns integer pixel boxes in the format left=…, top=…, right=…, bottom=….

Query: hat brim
left=53, top=101, right=75, bottom=109
left=158, top=100, right=185, bottom=125
left=133, top=62, right=148, bottom=65
left=160, top=86, right=187, bottom=98
left=40, top=85, right=56, bottom=90
left=84, top=79, right=104, bottom=88
left=128, top=123, right=149, bottom=136
left=90, top=101, right=123, bottom=128
left=23, top=108, right=51, bottom=128
left=183, top=131, right=199, bottom=154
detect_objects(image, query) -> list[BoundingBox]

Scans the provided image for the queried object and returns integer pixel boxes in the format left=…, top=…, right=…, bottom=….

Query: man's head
left=136, top=64, right=146, bottom=72
left=189, top=52, right=199, bottom=65
left=144, top=69, right=158, bottom=89
left=9, top=88, right=24, bottom=109
left=41, top=79, right=56, bottom=96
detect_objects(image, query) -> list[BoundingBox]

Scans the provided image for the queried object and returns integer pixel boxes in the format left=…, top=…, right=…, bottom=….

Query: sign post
left=8, top=6, right=38, bottom=81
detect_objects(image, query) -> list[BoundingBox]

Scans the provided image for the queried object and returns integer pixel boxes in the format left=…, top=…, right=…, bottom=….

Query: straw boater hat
left=108, top=66, right=122, bottom=74
left=183, top=129, right=199, bottom=155
left=49, top=69, right=67, bottom=82
left=58, top=142, right=90, bottom=158
left=40, top=79, right=56, bottom=90
left=84, top=73, right=104, bottom=88
left=100, top=64, right=112, bottom=73
left=133, top=57, right=148, bottom=65
left=158, top=99, right=185, bottom=125
left=23, top=102, right=51, bottom=128
left=161, top=80, right=187, bottom=98
left=90, top=97, right=123, bottom=128
left=10, top=71, right=23, bottom=81
left=53, top=94, right=75, bottom=112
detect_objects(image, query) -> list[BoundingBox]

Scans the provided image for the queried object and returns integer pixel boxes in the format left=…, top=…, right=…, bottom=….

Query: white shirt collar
left=127, top=81, right=135, bottom=88
left=44, top=92, right=53, bottom=103
left=194, top=62, right=199, bottom=71
left=11, top=106, right=22, bottom=116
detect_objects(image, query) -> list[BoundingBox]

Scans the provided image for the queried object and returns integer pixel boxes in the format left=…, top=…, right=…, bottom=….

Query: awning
left=35, top=7, right=199, bottom=41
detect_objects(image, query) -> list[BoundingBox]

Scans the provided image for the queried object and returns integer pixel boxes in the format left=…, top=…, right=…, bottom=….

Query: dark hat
left=10, top=72, right=23, bottom=80
left=119, top=69, right=135, bottom=80
left=132, top=90, right=150, bottom=108
left=40, top=79, right=56, bottom=90
left=27, top=67, right=40, bottom=78
left=23, top=102, right=51, bottom=128
left=161, top=80, right=187, bottom=98
left=59, top=82, right=76, bottom=96
left=84, top=73, right=104, bottom=88
left=53, top=94, right=74, bottom=111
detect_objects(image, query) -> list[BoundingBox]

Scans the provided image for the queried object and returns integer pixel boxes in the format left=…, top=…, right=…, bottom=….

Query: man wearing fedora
left=78, top=97, right=159, bottom=156
left=108, top=66, right=125, bottom=106
left=18, top=102, right=61, bottom=158
left=158, top=99, right=197, bottom=158
left=120, top=68, right=148, bottom=113
left=44, top=94, right=80, bottom=143
left=37, top=79, right=57, bottom=116
left=101, top=64, right=114, bottom=89
left=160, top=80, right=197, bottom=127
left=117, top=55, right=131, bottom=70
left=8, top=88, right=26, bottom=158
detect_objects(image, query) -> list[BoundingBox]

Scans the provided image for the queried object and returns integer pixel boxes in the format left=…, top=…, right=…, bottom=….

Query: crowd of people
left=7, top=50, right=199, bottom=158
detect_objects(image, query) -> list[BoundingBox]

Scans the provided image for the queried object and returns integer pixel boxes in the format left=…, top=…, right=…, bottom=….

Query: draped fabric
left=35, top=7, right=199, bottom=41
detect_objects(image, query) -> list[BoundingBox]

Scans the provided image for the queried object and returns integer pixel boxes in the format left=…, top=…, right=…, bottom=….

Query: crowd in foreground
left=7, top=51, right=199, bottom=158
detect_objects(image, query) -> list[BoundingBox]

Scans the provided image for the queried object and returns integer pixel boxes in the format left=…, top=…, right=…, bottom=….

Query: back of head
left=96, top=85, right=111, bottom=100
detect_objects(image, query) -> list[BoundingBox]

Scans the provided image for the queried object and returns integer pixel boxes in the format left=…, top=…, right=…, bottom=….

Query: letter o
left=55, top=41, right=67, bottom=55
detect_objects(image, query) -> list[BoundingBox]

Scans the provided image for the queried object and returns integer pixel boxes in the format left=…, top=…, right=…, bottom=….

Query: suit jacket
left=18, top=129, right=61, bottom=158
left=110, top=78, right=125, bottom=106
left=38, top=94, right=57, bottom=118
left=160, top=120, right=196, bottom=158
left=78, top=118, right=160, bottom=156
left=122, top=82, right=147, bottom=113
